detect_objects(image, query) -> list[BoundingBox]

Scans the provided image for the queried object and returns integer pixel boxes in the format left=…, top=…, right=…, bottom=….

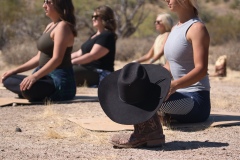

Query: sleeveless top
left=153, top=32, right=169, bottom=65
left=35, top=22, right=76, bottom=101
left=164, top=18, right=210, bottom=92
left=37, top=23, right=72, bottom=69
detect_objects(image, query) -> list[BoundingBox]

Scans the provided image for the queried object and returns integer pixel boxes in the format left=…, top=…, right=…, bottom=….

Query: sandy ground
left=0, top=63, right=240, bottom=160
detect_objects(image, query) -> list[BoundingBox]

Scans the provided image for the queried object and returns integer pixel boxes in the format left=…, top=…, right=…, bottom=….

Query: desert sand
left=0, top=62, right=240, bottom=160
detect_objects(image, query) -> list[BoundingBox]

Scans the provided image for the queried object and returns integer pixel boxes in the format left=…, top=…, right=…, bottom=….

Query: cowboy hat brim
left=98, top=64, right=171, bottom=125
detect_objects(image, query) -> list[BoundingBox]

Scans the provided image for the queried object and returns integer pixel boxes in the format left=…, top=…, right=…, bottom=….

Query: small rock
left=15, top=127, right=22, bottom=132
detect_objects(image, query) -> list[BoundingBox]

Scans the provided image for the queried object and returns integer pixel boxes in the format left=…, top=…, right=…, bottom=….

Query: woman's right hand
left=1, top=70, right=16, bottom=83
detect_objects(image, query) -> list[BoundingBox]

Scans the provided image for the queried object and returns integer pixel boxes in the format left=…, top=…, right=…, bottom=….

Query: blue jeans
left=160, top=91, right=211, bottom=123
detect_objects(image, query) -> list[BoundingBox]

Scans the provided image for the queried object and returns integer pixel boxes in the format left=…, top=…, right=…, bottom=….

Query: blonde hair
left=157, top=13, right=174, bottom=32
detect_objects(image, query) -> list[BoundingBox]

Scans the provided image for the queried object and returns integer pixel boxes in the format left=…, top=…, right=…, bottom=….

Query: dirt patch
left=0, top=63, right=240, bottom=160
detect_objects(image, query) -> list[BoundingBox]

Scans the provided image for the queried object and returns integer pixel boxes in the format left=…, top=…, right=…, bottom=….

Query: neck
left=176, top=0, right=198, bottom=25
left=51, top=16, right=61, bottom=24
left=97, top=27, right=106, bottom=33
left=177, top=11, right=197, bottom=25
left=53, top=19, right=61, bottom=24
left=159, top=28, right=167, bottom=34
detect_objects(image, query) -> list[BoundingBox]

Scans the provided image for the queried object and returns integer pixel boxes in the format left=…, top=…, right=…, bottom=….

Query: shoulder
left=188, top=21, right=209, bottom=40
left=57, top=21, right=71, bottom=30
left=101, top=30, right=115, bottom=37
left=99, top=30, right=116, bottom=41
left=162, top=32, right=170, bottom=37
left=55, top=21, right=73, bottom=35
left=191, top=21, right=206, bottom=31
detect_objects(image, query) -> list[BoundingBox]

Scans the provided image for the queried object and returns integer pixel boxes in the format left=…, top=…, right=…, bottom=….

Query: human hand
left=149, top=58, right=154, bottom=64
left=164, top=81, right=177, bottom=101
left=20, top=75, right=37, bottom=91
left=1, top=70, right=16, bottom=83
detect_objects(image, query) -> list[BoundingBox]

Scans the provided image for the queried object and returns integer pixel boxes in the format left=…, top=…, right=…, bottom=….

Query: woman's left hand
left=20, top=75, right=37, bottom=91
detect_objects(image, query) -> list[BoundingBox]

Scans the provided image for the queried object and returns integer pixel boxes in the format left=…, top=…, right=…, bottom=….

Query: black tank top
left=37, top=23, right=72, bottom=69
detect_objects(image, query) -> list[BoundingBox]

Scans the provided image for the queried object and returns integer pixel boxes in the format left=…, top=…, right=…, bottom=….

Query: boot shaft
left=134, top=113, right=163, bottom=135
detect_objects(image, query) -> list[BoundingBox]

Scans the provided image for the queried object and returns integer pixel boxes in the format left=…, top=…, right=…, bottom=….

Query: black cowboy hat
left=98, top=63, right=171, bottom=125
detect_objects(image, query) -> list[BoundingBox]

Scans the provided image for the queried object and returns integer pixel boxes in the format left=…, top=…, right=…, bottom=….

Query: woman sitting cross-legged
left=71, top=5, right=117, bottom=87
left=1, top=0, right=77, bottom=102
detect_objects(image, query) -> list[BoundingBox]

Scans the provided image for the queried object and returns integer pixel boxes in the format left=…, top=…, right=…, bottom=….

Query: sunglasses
left=92, top=15, right=100, bottom=20
left=43, top=0, right=53, bottom=4
left=154, top=20, right=162, bottom=25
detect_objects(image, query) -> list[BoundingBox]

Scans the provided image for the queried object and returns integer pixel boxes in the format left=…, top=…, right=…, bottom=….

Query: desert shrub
left=0, top=1, right=48, bottom=50
left=229, top=0, right=240, bottom=9
left=209, top=41, right=240, bottom=70
left=206, top=14, right=240, bottom=45
left=199, top=5, right=215, bottom=23
left=115, top=36, right=155, bottom=61
left=2, top=37, right=37, bottom=65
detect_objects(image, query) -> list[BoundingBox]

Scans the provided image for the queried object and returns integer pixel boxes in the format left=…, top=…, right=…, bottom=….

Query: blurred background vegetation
left=0, top=0, right=239, bottom=70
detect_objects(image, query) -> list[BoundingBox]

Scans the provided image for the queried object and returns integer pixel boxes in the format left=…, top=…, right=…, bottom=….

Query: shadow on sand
left=143, top=141, right=229, bottom=151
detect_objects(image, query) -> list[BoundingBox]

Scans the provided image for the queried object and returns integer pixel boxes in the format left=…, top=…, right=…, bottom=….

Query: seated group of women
left=1, top=3, right=172, bottom=102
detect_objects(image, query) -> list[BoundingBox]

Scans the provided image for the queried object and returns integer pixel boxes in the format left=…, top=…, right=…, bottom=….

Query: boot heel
left=146, top=136, right=165, bottom=147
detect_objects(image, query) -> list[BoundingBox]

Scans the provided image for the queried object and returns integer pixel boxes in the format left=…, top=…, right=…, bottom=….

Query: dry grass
left=38, top=102, right=109, bottom=143
left=46, top=129, right=64, bottom=139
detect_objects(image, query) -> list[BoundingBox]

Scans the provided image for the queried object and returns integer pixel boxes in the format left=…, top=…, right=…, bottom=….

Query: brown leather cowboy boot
left=110, top=113, right=165, bottom=148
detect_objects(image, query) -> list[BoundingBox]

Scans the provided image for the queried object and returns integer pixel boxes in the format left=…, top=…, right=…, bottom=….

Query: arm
left=71, top=44, right=109, bottom=65
left=1, top=51, right=40, bottom=83
left=169, top=22, right=210, bottom=95
left=1, top=22, right=54, bottom=83
left=20, top=21, right=74, bottom=91
left=71, top=49, right=82, bottom=59
left=133, top=45, right=154, bottom=63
